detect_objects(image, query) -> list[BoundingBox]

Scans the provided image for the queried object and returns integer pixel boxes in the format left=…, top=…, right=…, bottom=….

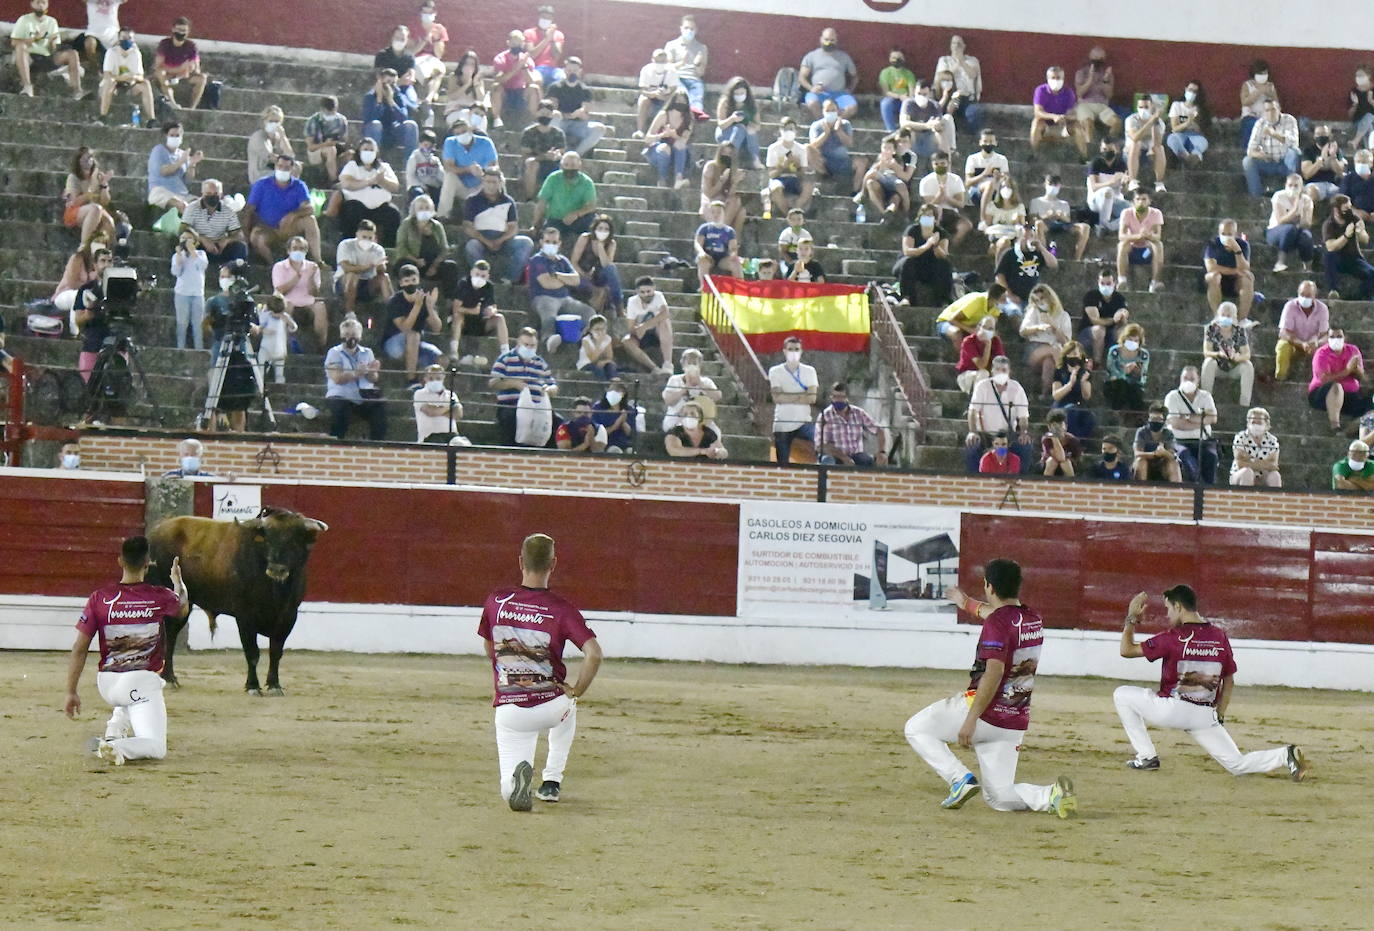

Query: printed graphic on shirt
left=104, top=621, right=163, bottom=673
left=1174, top=659, right=1223, bottom=705
left=1001, top=644, right=1040, bottom=709
left=491, top=624, right=556, bottom=701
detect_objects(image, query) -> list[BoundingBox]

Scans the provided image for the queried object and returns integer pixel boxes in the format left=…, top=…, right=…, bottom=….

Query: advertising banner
left=212, top=484, right=261, bottom=521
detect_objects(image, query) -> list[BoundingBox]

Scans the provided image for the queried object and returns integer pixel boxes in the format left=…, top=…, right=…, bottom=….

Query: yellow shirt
left=937, top=291, right=998, bottom=328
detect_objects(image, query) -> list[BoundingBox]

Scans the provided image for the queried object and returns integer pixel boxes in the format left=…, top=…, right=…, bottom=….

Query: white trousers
left=1112, top=686, right=1288, bottom=775
left=494, top=694, right=577, bottom=800
left=438, top=172, right=478, bottom=218
left=904, top=695, right=1053, bottom=812
left=96, top=670, right=167, bottom=760
left=1087, top=186, right=1126, bottom=227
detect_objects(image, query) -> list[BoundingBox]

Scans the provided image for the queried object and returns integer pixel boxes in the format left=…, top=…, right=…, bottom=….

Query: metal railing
left=868, top=284, right=933, bottom=448
left=0, top=357, right=26, bottom=466
left=699, top=274, right=773, bottom=435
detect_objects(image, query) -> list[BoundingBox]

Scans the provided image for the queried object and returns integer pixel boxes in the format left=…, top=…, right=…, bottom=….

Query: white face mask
left=912, top=94, right=929, bottom=107
left=781, top=129, right=796, bottom=143
left=470, top=274, right=488, bottom=287
left=941, top=80, right=953, bottom=90
left=1124, top=339, right=1140, bottom=351
left=991, top=371, right=1010, bottom=386
left=681, top=27, right=694, bottom=39
left=1330, top=337, right=1346, bottom=351
left=289, top=249, right=306, bottom=263
left=594, top=228, right=610, bottom=241
left=538, top=17, right=552, bottom=28
left=181, top=456, right=201, bottom=473
left=516, top=344, right=537, bottom=359
left=426, top=380, right=445, bottom=393
left=1247, top=423, right=1266, bottom=438
left=220, top=277, right=234, bottom=292
left=1358, top=75, right=1372, bottom=90
left=784, top=349, right=801, bottom=364
left=166, top=135, right=183, bottom=149
left=265, top=121, right=281, bottom=134
left=540, top=242, right=559, bottom=256
left=62, top=454, right=81, bottom=469
left=682, top=416, right=700, bottom=430
left=456, top=132, right=475, bottom=146
left=1137, top=107, right=1150, bottom=118
left=977, top=328, right=994, bottom=341
left=684, top=363, right=700, bottom=376
left=1184, top=89, right=1197, bottom=103
left=1298, top=295, right=1314, bottom=308
left=919, top=215, right=936, bottom=229
left=360, top=150, right=377, bottom=165
left=1046, top=184, right=1061, bottom=197
left=733, top=90, right=747, bottom=103
left=823, top=111, right=838, bottom=124
left=1098, top=283, right=1115, bottom=296
left=1254, top=73, right=1268, bottom=84
left=1047, top=78, right=1063, bottom=91
left=998, top=185, right=1013, bottom=199
left=605, top=390, right=623, bottom=405
left=392, top=39, right=406, bottom=51
left=1216, top=316, right=1234, bottom=328
left=1349, top=457, right=1367, bottom=470
left=416, top=210, right=434, bottom=223
left=275, top=169, right=292, bottom=183
left=420, top=12, right=435, bottom=24
left=1180, top=378, right=1198, bottom=394
left=1358, top=163, right=1373, bottom=177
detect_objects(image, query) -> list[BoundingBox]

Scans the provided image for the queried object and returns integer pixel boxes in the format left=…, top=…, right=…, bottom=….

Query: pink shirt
left=968, top=604, right=1043, bottom=730
left=1309, top=343, right=1362, bottom=393
left=412, top=20, right=448, bottom=57
left=522, top=26, right=565, bottom=68
left=271, top=258, right=322, bottom=308
left=1118, top=206, right=1163, bottom=242
left=1278, top=299, right=1329, bottom=344
left=76, top=582, right=182, bottom=673
left=1141, top=622, right=1237, bottom=707
left=478, top=586, right=595, bottom=708
left=492, top=48, right=532, bottom=89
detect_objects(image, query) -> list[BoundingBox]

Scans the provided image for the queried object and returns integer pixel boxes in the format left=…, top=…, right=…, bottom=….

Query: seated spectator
left=337, top=140, right=402, bottom=245
left=1079, top=268, right=1129, bottom=365
left=978, top=178, right=1026, bottom=256
left=270, top=235, right=328, bottom=348
left=934, top=34, right=984, bottom=130
left=1105, top=323, right=1150, bottom=412
left=71, top=249, right=113, bottom=382
left=1237, top=60, right=1278, bottom=147
left=662, top=348, right=720, bottom=431
left=53, top=238, right=108, bottom=322
left=1203, top=219, right=1255, bottom=319
left=810, top=98, right=867, bottom=193
left=1264, top=172, right=1315, bottom=274
left=394, top=195, right=449, bottom=283
left=546, top=57, right=606, bottom=156
left=696, top=201, right=743, bottom=282
left=965, top=356, right=1031, bottom=473
left=437, top=258, right=508, bottom=365
left=245, top=154, right=322, bottom=265
left=1123, top=95, right=1166, bottom=192
left=1050, top=340, right=1095, bottom=438
left=324, top=318, right=388, bottom=441
left=955, top=316, right=1002, bottom=394
left=1300, top=126, right=1346, bottom=204
left=375, top=24, right=417, bottom=81
left=863, top=136, right=915, bottom=221
left=634, top=48, right=679, bottom=138
left=1040, top=410, right=1081, bottom=477
left=643, top=91, right=694, bottom=189
left=1166, top=81, right=1210, bottom=164
left=917, top=151, right=971, bottom=244
left=490, top=327, right=559, bottom=447
left=147, top=122, right=202, bottom=213
left=777, top=210, right=812, bottom=266
left=527, top=226, right=594, bottom=352
left=799, top=27, right=858, bottom=120
left=817, top=382, right=887, bottom=467
left=523, top=4, right=566, bottom=86
left=1073, top=47, right=1121, bottom=148
left=492, top=30, right=541, bottom=127
left=153, top=16, right=209, bottom=110
left=1116, top=190, right=1165, bottom=293
left=766, top=119, right=815, bottom=216
left=664, top=15, right=708, bottom=111
left=755, top=258, right=779, bottom=280
left=405, top=130, right=445, bottom=203
left=383, top=264, right=446, bottom=385
left=666, top=401, right=728, bottom=459
left=1019, top=283, right=1071, bottom=396
left=1243, top=99, right=1300, bottom=198
left=11, top=0, right=83, bottom=99
left=1322, top=195, right=1374, bottom=300
left=622, top=276, right=674, bottom=375
left=303, top=96, right=349, bottom=184
left=964, top=129, right=1009, bottom=206
left=1085, top=434, right=1130, bottom=481
left=1309, top=326, right=1370, bottom=431
left=521, top=98, right=567, bottom=199
left=444, top=51, right=491, bottom=128
left=1352, top=66, right=1374, bottom=146
left=363, top=68, right=420, bottom=162
left=899, top=78, right=955, bottom=166
left=1029, top=174, right=1090, bottom=261
left=1133, top=404, right=1182, bottom=483
left=1230, top=407, right=1281, bottom=488
left=179, top=179, right=248, bottom=268
left=64, top=147, right=115, bottom=247
left=335, top=219, right=393, bottom=317
left=1166, top=365, right=1220, bottom=484
left=1274, top=280, right=1329, bottom=379
left=407, top=1, right=449, bottom=104
left=577, top=314, right=616, bottom=381
left=440, top=120, right=500, bottom=217
left=895, top=204, right=953, bottom=305
left=255, top=293, right=295, bottom=385
left=1341, top=149, right=1374, bottom=221
left=98, top=27, right=155, bottom=121
left=594, top=378, right=636, bottom=452
left=71, top=0, right=120, bottom=71
left=555, top=396, right=608, bottom=453
left=994, top=223, right=1058, bottom=311
left=463, top=170, right=533, bottom=283
left=715, top=78, right=762, bottom=170
left=169, top=232, right=207, bottom=351
left=571, top=214, right=623, bottom=313
left=1086, top=138, right=1129, bottom=230
left=936, top=282, right=1007, bottom=349
left=769, top=337, right=819, bottom=464
left=701, top=142, right=745, bottom=233
left=57, top=440, right=81, bottom=470
left=247, top=106, right=294, bottom=186
left=414, top=363, right=463, bottom=444
left=530, top=151, right=597, bottom=240
left=784, top=238, right=826, bottom=284
left=1031, top=66, right=1085, bottom=157
left=1333, top=439, right=1374, bottom=491
left=977, top=431, right=1020, bottom=475
left=878, top=49, right=915, bottom=132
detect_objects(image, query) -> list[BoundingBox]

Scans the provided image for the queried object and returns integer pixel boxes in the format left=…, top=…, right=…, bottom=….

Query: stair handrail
left=868, top=283, right=931, bottom=447
left=699, top=274, right=774, bottom=435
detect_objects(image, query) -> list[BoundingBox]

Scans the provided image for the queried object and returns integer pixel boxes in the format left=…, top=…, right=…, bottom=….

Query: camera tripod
left=84, top=326, right=166, bottom=425
left=201, top=329, right=277, bottom=430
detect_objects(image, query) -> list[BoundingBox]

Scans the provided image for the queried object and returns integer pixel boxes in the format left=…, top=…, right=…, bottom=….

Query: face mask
left=919, top=215, right=936, bottom=229
left=426, top=380, right=445, bottom=393
left=1102, top=148, right=1117, bottom=159
left=401, top=283, right=419, bottom=294
left=360, top=150, right=377, bottom=165
left=62, top=454, right=80, bottom=469
left=977, top=328, right=993, bottom=341
left=1359, top=75, right=1372, bottom=90
left=1047, top=79, right=1063, bottom=91
left=1254, top=73, right=1268, bottom=84
left=1046, top=184, right=1061, bottom=197
left=980, top=143, right=995, bottom=153
left=1103, top=451, right=1118, bottom=463
left=411, top=209, right=433, bottom=223
left=1216, top=316, right=1234, bottom=328
left=540, top=242, right=559, bottom=256
left=684, top=363, right=700, bottom=376
left=516, top=344, right=537, bottom=360
left=1124, top=339, right=1140, bottom=351
left=831, top=401, right=848, bottom=412
left=1066, top=357, right=1082, bottom=367
left=173, top=31, right=188, bottom=40
left=934, top=164, right=948, bottom=175
left=203, top=195, right=220, bottom=209
left=181, top=456, right=201, bottom=473
left=289, top=250, right=306, bottom=262
left=538, top=17, right=552, bottom=28
left=605, top=390, right=623, bottom=405
left=912, top=94, right=929, bottom=107
left=992, top=371, right=1009, bottom=386
left=166, top=135, right=183, bottom=149
left=1350, top=458, right=1368, bottom=470
left=594, top=228, right=611, bottom=241
left=392, top=40, right=405, bottom=52
left=470, top=114, right=488, bottom=132
left=456, top=132, right=475, bottom=145
left=993, top=446, right=1008, bottom=457
left=781, top=129, right=796, bottom=143
left=823, top=111, right=838, bottom=124
left=1330, top=337, right=1346, bottom=351
left=1286, top=185, right=1301, bottom=196
left=536, top=115, right=553, bottom=125
left=1298, top=296, right=1314, bottom=308
left=1315, top=135, right=1330, bottom=146
left=999, top=185, right=1013, bottom=200
left=1180, top=378, right=1198, bottom=394
left=510, top=44, right=524, bottom=54
left=785, top=350, right=801, bottom=364
left=1148, top=420, right=1164, bottom=432
left=1137, top=108, right=1150, bottom=118
left=1184, top=90, right=1196, bottom=103
left=265, top=121, right=281, bottom=134
left=1358, top=164, right=1373, bottom=177
left=821, top=40, right=836, bottom=49
left=275, top=169, right=293, bottom=183
left=344, top=336, right=360, bottom=348
left=220, top=278, right=234, bottom=292
left=681, top=27, right=694, bottom=39
left=733, top=90, right=748, bottom=103
left=941, top=81, right=953, bottom=90
left=1248, top=423, right=1266, bottom=438
left=119, top=38, right=133, bottom=50
left=566, top=72, right=579, bottom=83
left=682, top=416, right=700, bottom=430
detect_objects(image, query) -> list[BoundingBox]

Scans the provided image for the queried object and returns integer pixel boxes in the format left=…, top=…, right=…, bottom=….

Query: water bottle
left=762, top=203, right=772, bottom=220
left=130, top=104, right=141, bottom=127
left=1048, top=240, right=1058, bottom=258
left=855, top=203, right=866, bottom=224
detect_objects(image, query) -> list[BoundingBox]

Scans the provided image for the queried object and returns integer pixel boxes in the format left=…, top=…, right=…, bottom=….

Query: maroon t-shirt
left=968, top=604, right=1044, bottom=730
left=478, top=585, right=595, bottom=708
left=75, top=582, right=182, bottom=673
left=156, top=37, right=199, bottom=68
left=1141, top=622, right=1237, bottom=707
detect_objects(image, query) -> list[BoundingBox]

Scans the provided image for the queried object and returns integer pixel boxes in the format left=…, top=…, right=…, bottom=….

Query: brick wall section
left=74, top=432, right=1374, bottom=527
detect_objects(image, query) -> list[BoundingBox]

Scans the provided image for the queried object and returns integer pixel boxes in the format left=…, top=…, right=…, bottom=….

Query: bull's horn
left=303, top=518, right=329, bottom=532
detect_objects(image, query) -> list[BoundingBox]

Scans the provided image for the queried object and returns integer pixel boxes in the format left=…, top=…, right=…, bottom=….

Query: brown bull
left=148, top=507, right=327, bottom=695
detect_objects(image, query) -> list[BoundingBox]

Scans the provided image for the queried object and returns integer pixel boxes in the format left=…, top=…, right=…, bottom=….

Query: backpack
left=772, top=67, right=800, bottom=116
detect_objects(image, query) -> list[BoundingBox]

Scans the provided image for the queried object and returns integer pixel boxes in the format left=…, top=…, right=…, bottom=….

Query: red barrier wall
left=958, top=513, right=1374, bottom=645
left=43, top=0, right=1366, bottom=120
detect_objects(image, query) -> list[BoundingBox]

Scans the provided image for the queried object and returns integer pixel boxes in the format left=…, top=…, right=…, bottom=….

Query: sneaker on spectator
left=1127, top=178, right=1140, bottom=192
left=1328, top=290, right=1341, bottom=300
left=658, top=362, right=674, bottom=375
left=545, top=334, right=562, bottom=353
left=458, top=354, right=476, bottom=367
left=1273, top=260, right=1288, bottom=272
left=472, top=355, right=488, bottom=368
left=19, top=84, right=34, bottom=97
left=1154, top=181, right=1166, bottom=193
left=1148, top=280, right=1164, bottom=293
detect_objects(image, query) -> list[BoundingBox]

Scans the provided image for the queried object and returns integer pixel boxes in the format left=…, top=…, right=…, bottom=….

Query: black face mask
left=566, top=74, right=578, bottom=83
left=980, top=143, right=995, bottom=153
left=890, top=58, right=904, bottom=68
left=1102, top=451, right=1118, bottom=462
left=719, top=155, right=732, bottom=167
left=1066, top=357, right=1082, bottom=367
left=173, top=31, right=188, bottom=40
left=509, top=44, right=523, bottom=54
left=203, top=195, right=220, bottom=209
left=1148, top=420, right=1164, bottom=431
left=1316, top=135, right=1331, bottom=146
left=536, top=115, right=552, bottom=125
left=401, top=284, right=419, bottom=294
left=344, top=337, right=359, bottom=348
left=1102, top=148, right=1117, bottom=159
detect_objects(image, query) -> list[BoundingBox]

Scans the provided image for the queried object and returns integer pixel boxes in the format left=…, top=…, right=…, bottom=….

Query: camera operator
left=74, top=248, right=116, bottom=382
left=202, top=263, right=261, bottom=432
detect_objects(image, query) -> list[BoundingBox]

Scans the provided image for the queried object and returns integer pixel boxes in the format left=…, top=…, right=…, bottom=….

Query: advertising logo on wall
left=212, top=485, right=262, bottom=522
left=737, top=501, right=961, bottom=620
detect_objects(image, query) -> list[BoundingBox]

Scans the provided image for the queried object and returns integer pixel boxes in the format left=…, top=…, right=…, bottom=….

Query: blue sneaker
left=940, top=773, right=980, bottom=809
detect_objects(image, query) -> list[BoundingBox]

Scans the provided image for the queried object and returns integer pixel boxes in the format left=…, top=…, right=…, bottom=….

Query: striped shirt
left=816, top=404, right=878, bottom=455
left=181, top=198, right=242, bottom=240
left=1247, top=114, right=1299, bottom=160
left=490, top=349, right=555, bottom=406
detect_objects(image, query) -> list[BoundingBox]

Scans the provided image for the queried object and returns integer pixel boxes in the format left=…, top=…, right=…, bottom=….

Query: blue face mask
left=119, top=38, right=134, bottom=50
left=993, top=446, right=1008, bottom=457
left=181, top=456, right=201, bottom=473
left=831, top=401, right=848, bottom=411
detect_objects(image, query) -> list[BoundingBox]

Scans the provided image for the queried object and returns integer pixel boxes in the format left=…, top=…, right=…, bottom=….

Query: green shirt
left=14, top=12, right=61, bottom=57
left=537, top=169, right=596, bottom=221
left=394, top=217, right=449, bottom=266
left=1332, top=458, right=1374, bottom=486
left=878, top=66, right=916, bottom=97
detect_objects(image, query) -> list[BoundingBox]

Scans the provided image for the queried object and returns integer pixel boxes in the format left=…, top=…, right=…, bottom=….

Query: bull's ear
left=303, top=518, right=329, bottom=533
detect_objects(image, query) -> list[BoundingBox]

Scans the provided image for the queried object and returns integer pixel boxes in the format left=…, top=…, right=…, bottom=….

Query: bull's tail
left=207, top=613, right=218, bottom=639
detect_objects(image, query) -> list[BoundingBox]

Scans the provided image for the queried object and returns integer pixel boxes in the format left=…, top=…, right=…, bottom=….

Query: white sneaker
left=545, top=334, right=562, bottom=352
left=19, top=84, right=34, bottom=97
left=472, top=355, right=488, bottom=368
left=1154, top=181, right=1167, bottom=193
left=1273, top=260, right=1288, bottom=272
left=94, top=739, right=125, bottom=766
left=457, top=354, right=476, bottom=366
left=1148, top=280, right=1164, bottom=294
left=658, top=362, right=674, bottom=375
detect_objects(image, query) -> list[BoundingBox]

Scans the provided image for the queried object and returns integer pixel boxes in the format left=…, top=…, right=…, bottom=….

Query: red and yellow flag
left=702, top=277, right=870, bottom=354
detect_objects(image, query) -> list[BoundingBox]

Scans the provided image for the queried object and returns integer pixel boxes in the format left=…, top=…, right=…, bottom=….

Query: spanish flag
left=702, top=277, right=870, bottom=354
